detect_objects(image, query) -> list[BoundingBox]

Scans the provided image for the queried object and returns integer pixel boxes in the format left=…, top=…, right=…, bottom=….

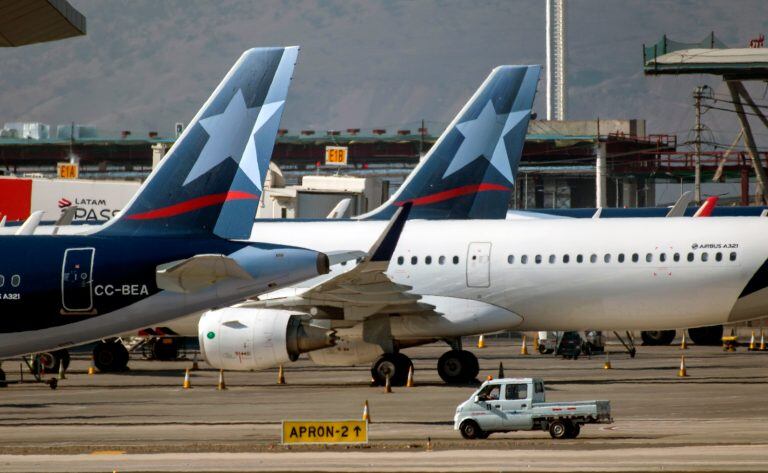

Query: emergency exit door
left=466, top=242, right=491, bottom=288
left=61, top=248, right=95, bottom=312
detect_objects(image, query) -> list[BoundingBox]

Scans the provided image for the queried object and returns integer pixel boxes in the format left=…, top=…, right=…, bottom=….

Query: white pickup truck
left=454, top=377, right=612, bottom=439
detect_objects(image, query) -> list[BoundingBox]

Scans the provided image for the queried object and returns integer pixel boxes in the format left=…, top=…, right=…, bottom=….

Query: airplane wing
left=253, top=202, right=431, bottom=321
left=665, top=191, right=694, bottom=217
left=52, top=206, right=79, bottom=235
left=327, top=198, right=351, bottom=219
left=156, top=254, right=254, bottom=293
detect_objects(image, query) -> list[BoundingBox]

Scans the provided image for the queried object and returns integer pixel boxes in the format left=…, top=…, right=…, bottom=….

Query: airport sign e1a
left=324, top=146, right=348, bottom=166
left=57, top=162, right=79, bottom=179
left=281, top=420, right=367, bottom=445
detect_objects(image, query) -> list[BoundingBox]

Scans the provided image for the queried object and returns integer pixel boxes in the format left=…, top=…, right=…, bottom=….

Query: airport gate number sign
left=281, top=420, right=368, bottom=444
left=325, top=146, right=348, bottom=166
left=57, top=163, right=79, bottom=179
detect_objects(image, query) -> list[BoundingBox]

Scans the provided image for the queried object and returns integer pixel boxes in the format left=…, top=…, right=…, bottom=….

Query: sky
left=1, top=0, right=767, bottom=149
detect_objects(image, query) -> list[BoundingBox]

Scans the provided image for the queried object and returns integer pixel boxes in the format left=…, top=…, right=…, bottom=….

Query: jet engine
left=199, top=308, right=336, bottom=370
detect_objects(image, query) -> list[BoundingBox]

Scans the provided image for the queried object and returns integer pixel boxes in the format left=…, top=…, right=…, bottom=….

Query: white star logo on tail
left=442, top=100, right=529, bottom=184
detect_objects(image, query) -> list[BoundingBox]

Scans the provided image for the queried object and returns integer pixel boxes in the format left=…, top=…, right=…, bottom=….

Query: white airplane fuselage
left=245, top=217, right=768, bottom=331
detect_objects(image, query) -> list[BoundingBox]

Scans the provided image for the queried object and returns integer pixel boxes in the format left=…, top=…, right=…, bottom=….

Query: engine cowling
left=199, top=308, right=335, bottom=370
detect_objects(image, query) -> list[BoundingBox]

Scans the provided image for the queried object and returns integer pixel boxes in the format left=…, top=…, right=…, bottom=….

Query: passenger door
left=500, top=382, right=535, bottom=430
left=466, top=242, right=491, bottom=288
left=472, top=384, right=505, bottom=430
left=61, top=248, right=95, bottom=313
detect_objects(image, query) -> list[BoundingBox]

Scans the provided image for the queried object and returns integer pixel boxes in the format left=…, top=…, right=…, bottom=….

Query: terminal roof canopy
left=643, top=33, right=768, bottom=79
left=0, top=0, right=86, bottom=47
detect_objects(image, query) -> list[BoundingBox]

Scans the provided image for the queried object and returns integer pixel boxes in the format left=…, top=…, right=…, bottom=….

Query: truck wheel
left=549, top=420, right=570, bottom=439
left=93, top=341, right=130, bottom=372
left=640, top=330, right=675, bottom=346
left=151, top=337, right=180, bottom=361
left=437, top=350, right=479, bottom=384
left=568, top=423, right=581, bottom=439
left=371, top=353, right=412, bottom=386
left=459, top=420, right=484, bottom=440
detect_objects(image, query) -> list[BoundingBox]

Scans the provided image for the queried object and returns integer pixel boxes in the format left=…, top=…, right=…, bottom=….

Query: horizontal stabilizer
left=156, top=254, right=253, bottom=293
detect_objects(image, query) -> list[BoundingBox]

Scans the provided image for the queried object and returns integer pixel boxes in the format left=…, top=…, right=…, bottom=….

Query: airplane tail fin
left=98, top=47, right=298, bottom=238
left=358, top=65, right=540, bottom=220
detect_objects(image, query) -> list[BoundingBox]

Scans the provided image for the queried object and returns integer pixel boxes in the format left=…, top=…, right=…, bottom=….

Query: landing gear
left=148, top=337, right=179, bottom=361
left=93, top=340, right=129, bottom=372
left=437, top=350, right=479, bottom=384
left=612, top=331, right=637, bottom=358
left=688, top=325, right=723, bottom=346
left=31, top=349, right=70, bottom=375
left=370, top=352, right=412, bottom=386
left=640, top=330, right=676, bottom=346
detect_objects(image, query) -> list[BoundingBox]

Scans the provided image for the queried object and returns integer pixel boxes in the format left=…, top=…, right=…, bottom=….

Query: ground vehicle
left=454, top=377, right=612, bottom=439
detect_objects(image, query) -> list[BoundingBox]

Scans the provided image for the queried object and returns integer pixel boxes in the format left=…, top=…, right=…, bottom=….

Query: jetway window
left=660, top=253, right=666, bottom=263
left=453, top=256, right=460, bottom=265
left=589, top=254, right=597, bottom=263
left=10, top=275, right=20, bottom=287
left=562, top=254, right=570, bottom=263
left=730, top=252, right=737, bottom=261
left=618, top=253, right=625, bottom=263
left=604, top=254, right=611, bottom=263
left=411, top=256, right=418, bottom=265
left=397, top=256, right=404, bottom=265
left=521, top=255, right=528, bottom=264
left=507, top=255, right=514, bottom=264
left=632, top=253, right=639, bottom=263
left=439, top=256, right=446, bottom=265
left=425, top=256, right=432, bottom=265
left=535, top=255, right=542, bottom=264
left=548, top=255, right=556, bottom=264
left=687, top=252, right=695, bottom=262
left=715, top=252, right=722, bottom=262
left=576, top=254, right=583, bottom=263
left=646, top=253, right=653, bottom=263
left=673, top=253, right=680, bottom=262
left=701, top=253, right=709, bottom=262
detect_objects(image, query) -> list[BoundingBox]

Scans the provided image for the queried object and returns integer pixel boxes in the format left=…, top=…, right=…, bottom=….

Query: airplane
left=188, top=65, right=768, bottom=386
left=0, top=47, right=343, bottom=376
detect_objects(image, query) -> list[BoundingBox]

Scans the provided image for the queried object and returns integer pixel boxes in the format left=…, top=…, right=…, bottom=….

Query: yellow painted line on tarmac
left=90, top=450, right=126, bottom=455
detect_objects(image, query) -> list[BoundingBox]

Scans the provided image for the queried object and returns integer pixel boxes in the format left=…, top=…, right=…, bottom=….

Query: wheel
left=437, top=350, right=479, bottom=384
left=151, top=338, right=179, bottom=361
left=537, top=344, right=548, bottom=355
left=688, top=325, right=723, bottom=346
left=370, top=353, right=412, bottom=386
left=459, top=420, right=485, bottom=440
left=640, top=330, right=676, bottom=346
left=568, top=423, right=581, bottom=439
left=93, top=341, right=130, bottom=372
left=31, top=349, right=70, bottom=375
left=549, top=419, right=570, bottom=439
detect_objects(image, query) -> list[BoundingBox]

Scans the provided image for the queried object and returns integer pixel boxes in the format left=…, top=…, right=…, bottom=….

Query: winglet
left=15, top=210, right=44, bottom=235
left=368, top=202, right=413, bottom=262
left=665, top=191, right=694, bottom=217
left=693, top=196, right=718, bottom=217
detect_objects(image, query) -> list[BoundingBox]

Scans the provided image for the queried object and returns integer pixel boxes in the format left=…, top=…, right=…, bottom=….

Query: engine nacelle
left=199, top=308, right=335, bottom=370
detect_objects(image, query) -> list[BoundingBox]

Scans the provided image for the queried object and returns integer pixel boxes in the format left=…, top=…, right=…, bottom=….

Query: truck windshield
left=477, top=385, right=500, bottom=401
left=505, top=383, right=528, bottom=400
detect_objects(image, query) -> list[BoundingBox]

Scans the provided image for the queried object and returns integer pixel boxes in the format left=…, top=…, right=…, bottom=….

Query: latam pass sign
left=281, top=420, right=367, bottom=445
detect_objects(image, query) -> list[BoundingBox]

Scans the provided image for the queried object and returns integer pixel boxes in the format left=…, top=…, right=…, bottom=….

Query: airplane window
left=535, top=255, right=542, bottom=264
left=439, top=256, right=446, bottom=265
left=0, top=275, right=3, bottom=287
left=673, top=253, right=680, bottom=262
left=604, top=254, right=611, bottom=263
left=341, top=261, right=347, bottom=266
left=425, top=256, right=432, bottom=265
left=411, top=256, right=418, bottom=265
left=589, top=254, right=597, bottom=263
left=11, top=275, right=20, bottom=287
left=701, top=252, right=709, bottom=262
left=618, top=253, right=625, bottom=263
left=576, top=254, right=584, bottom=263
left=687, top=252, right=694, bottom=262
left=521, top=255, right=528, bottom=264
left=453, top=256, right=459, bottom=265
left=660, top=253, right=666, bottom=263
left=632, top=253, right=639, bottom=263
left=548, top=254, right=556, bottom=264
left=397, top=256, right=404, bottom=265
left=646, top=253, right=653, bottom=262
left=507, top=255, right=514, bottom=264
left=730, top=252, right=737, bottom=261
left=715, top=252, right=722, bottom=262
left=562, top=254, right=570, bottom=263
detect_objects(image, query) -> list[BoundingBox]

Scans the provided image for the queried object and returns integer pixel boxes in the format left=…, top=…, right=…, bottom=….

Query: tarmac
left=1, top=338, right=768, bottom=471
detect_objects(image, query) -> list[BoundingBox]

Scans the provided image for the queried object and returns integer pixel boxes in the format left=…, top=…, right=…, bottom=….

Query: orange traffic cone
left=477, top=335, right=486, bottom=349
left=191, top=353, right=200, bottom=371
left=277, top=365, right=286, bottom=385
left=520, top=335, right=529, bottom=356
left=88, top=360, right=96, bottom=376
left=362, top=400, right=371, bottom=422
left=749, top=331, right=756, bottom=351
left=603, top=359, right=612, bottom=370
left=217, top=369, right=227, bottom=390
left=406, top=366, right=414, bottom=387
left=678, top=355, right=688, bottom=377
left=680, top=332, right=688, bottom=350
left=760, top=329, right=766, bottom=351
left=182, top=368, right=192, bottom=389
left=498, top=362, right=505, bottom=378
left=58, top=360, right=66, bottom=380
left=384, top=374, right=392, bottom=393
